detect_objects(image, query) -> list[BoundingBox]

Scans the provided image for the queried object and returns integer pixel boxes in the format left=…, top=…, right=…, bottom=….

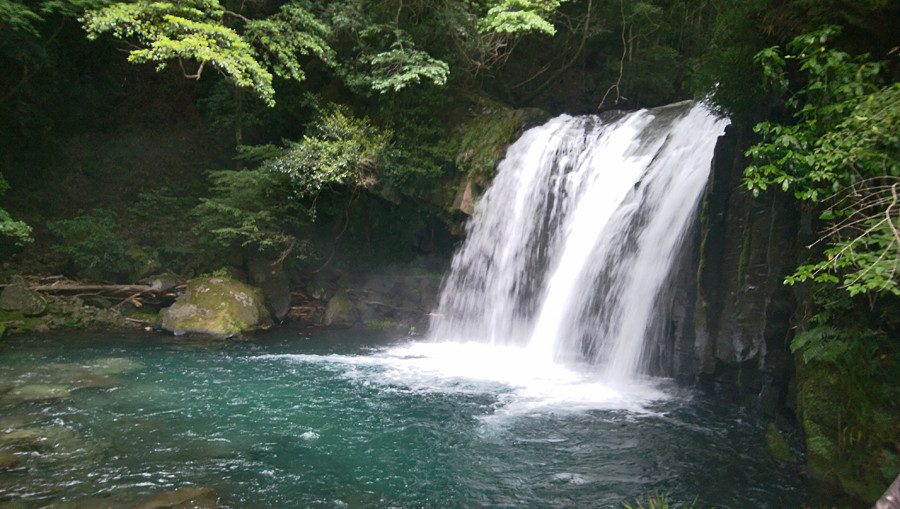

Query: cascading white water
left=429, top=101, right=729, bottom=381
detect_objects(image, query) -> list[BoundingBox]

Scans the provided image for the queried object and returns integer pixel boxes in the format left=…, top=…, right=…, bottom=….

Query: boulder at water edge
left=0, top=276, right=47, bottom=316
left=324, top=289, right=359, bottom=327
left=247, top=256, right=291, bottom=321
left=160, top=277, right=272, bottom=337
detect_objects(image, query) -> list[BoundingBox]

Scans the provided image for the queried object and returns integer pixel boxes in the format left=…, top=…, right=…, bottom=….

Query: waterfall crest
left=429, top=101, right=729, bottom=381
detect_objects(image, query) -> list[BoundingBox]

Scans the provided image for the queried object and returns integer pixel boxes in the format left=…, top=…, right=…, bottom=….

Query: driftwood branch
left=21, top=283, right=183, bottom=308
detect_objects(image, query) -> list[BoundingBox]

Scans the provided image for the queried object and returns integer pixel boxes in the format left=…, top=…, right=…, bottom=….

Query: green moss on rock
left=796, top=355, right=900, bottom=504
left=766, top=423, right=791, bottom=462
left=324, top=289, right=359, bottom=327
left=451, top=98, right=548, bottom=179
left=160, top=277, right=272, bottom=337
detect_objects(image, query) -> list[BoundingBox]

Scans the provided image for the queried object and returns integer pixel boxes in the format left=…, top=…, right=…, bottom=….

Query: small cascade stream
left=429, top=101, right=729, bottom=381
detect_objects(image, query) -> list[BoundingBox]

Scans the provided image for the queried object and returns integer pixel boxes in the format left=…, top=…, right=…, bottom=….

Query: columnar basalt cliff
left=690, top=125, right=804, bottom=414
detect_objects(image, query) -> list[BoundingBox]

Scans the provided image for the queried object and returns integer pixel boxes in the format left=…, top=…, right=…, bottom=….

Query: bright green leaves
left=337, top=21, right=450, bottom=94
left=364, top=38, right=450, bottom=93
left=82, top=0, right=332, bottom=106
left=193, top=106, right=391, bottom=257
left=327, top=0, right=566, bottom=95
left=744, top=26, right=900, bottom=297
left=263, top=106, right=391, bottom=194
left=478, top=0, right=564, bottom=36
left=244, top=3, right=334, bottom=84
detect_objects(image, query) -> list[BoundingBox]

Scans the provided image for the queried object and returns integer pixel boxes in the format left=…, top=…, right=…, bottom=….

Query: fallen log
left=25, top=283, right=183, bottom=308
left=31, top=284, right=159, bottom=293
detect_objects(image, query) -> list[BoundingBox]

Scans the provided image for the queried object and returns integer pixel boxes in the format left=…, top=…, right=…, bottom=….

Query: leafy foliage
left=0, top=173, right=31, bottom=246
left=193, top=168, right=311, bottom=257
left=478, top=0, right=564, bottom=36
left=262, top=106, right=391, bottom=194
left=364, top=41, right=450, bottom=93
left=327, top=0, right=567, bottom=95
left=194, top=106, right=390, bottom=258
left=48, top=209, right=154, bottom=282
left=1, top=0, right=102, bottom=34
left=791, top=288, right=900, bottom=501
left=81, top=0, right=333, bottom=106
left=0, top=0, right=46, bottom=35
left=743, top=26, right=900, bottom=296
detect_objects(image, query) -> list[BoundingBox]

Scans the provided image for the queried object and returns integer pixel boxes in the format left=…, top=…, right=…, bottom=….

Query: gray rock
left=305, top=279, right=333, bottom=301
left=0, top=277, right=47, bottom=316
left=324, top=289, right=359, bottom=327
left=146, top=273, right=179, bottom=292
left=81, top=357, right=143, bottom=376
left=247, top=256, right=291, bottom=321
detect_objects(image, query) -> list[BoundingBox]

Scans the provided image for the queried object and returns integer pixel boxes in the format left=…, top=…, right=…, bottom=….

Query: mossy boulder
left=160, top=277, right=272, bottom=337
left=324, top=289, right=359, bottom=327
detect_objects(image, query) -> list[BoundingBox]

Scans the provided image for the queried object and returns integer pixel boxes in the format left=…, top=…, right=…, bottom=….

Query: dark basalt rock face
left=643, top=123, right=803, bottom=417
left=692, top=124, right=802, bottom=415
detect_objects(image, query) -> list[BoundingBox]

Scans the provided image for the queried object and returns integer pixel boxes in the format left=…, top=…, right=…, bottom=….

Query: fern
left=790, top=326, right=849, bottom=364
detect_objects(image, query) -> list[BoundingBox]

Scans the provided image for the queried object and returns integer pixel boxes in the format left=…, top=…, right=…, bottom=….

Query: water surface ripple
left=0, top=331, right=808, bottom=507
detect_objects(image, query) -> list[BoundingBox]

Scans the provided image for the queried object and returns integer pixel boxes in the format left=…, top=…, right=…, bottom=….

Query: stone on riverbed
left=133, top=486, right=220, bottom=509
left=5, top=384, right=71, bottom=402
left=0, top=451, right=19, bottom=469
left=82, top=357, right=143, bottom=376
left=160, top=277, right=272, bottom=337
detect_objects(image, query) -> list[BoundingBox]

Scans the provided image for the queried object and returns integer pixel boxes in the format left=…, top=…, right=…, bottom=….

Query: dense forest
left=2, top=0, right=899, bottom=505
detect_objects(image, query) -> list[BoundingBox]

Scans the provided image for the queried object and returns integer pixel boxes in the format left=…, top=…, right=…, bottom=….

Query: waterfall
left=429, top=101, right=729, bottom=381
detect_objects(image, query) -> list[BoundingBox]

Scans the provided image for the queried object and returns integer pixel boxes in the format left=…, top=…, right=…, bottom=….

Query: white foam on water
left=254, top=340, right=670, bottom=420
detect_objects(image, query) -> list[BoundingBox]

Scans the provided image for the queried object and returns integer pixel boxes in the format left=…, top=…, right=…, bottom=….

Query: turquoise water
left=0, top=330, right=809, bottom=507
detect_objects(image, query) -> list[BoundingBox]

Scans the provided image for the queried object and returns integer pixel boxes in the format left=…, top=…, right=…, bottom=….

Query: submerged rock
left=0, top=451, right=19, bottom=469
left=67, top=374, right=122, bottom=390
left=82, top=357, right=144, bottom=376
left=0, top=424, right=102, bottom=468
left=5, top=384, right=71, bottom=402
left=132, top=486, right=220, bottom=509
left=160, top=277, right=272, bottom=337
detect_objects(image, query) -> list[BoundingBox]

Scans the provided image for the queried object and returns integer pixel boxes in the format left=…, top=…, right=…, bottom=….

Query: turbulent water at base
left=430, top=101, right=729, bottom=381
left=0, top=331, right=812, bottom=508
